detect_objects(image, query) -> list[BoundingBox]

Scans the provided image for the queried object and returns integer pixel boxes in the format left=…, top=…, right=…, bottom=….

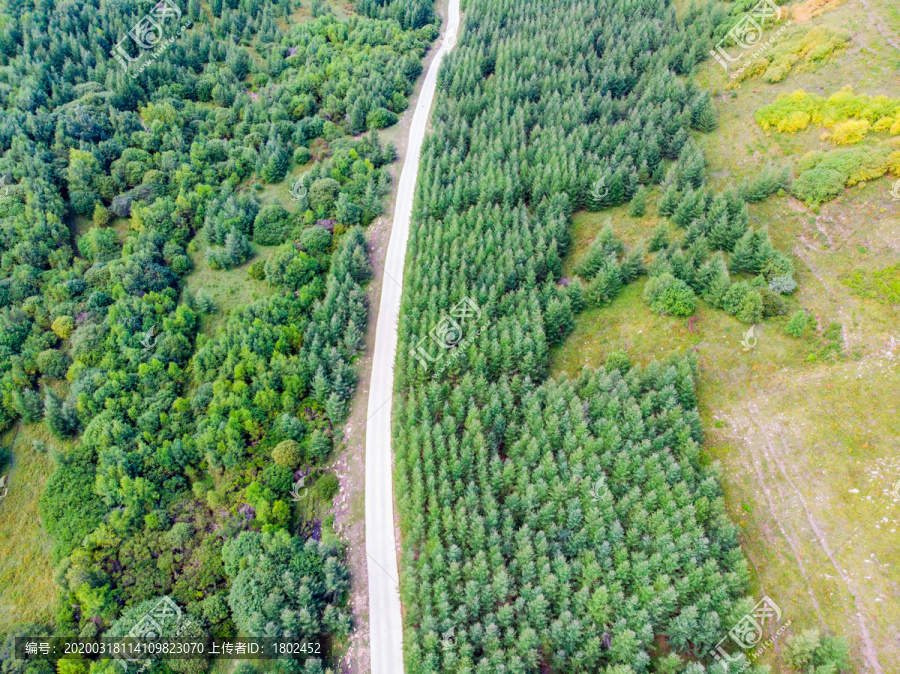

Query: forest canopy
left=0, top=0, right=434, bottom=670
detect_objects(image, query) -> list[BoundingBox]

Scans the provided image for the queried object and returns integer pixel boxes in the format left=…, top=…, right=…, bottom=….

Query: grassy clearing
left=0, top=423, right=64, bottom=633
left=182, top=244, right=279, bottom=340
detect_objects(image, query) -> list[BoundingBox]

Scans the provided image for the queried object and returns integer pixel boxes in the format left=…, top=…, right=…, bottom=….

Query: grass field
left=0, top=422, right=65, bottom=634
left=183, top=243, right=279, bottom=341
left=552, top=0, right=900, bottom=669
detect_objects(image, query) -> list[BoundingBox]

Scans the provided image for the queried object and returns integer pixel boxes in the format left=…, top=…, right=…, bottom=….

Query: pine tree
left=44, top=393, right=79, bottom=438
left=343, top=321, right=364, bottom=352
left=620, top=245, right=646, bottom=283
left=586, top=257, right=623, bottom=306
left=336, top=193, right=362, bottom=226
left=647, top=223, right=669, bottom=252
left=567, top=278, right=585, bottom=314
left=260, top=140, right=290, bottom=184
left=657, top=184, right=680, bottom=218
left=672, top=188, right=703, bottom=228
left=195, top=291, right=217, bottom=314
left=729, top=228, right=757, bottom=273
left=629, top=186, right=648, bottom=217
left=693, top=97, right=718, bottom=133
left=13, top=389, right=44, bottom=423
left=637, top=160, right=651, bottom=184
left=224, top=226, right=253, bottom=268
left=576, top=225, right=623, bottom=279
left=785, top=310, right=808, bottom=337
left=543, top=296, right=574, bottom=344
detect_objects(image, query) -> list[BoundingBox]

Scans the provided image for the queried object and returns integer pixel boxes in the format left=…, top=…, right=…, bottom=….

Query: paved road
left=364, top=1, right=460, bottom=672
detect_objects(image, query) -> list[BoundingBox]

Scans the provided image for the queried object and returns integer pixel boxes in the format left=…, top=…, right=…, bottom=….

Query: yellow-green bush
left=731, top=26, right=849, bottom=86
left=782, top=110, right=812, bottom=133
left=830, top=119, right=870, bottom=145
left=755, top=90, right=818, bottom=132
left=756, top=87, right=900, bottom=145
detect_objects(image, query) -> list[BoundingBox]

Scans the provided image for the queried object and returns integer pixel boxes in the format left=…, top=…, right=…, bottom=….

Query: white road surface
left=364, top=1, right=460, bottom=672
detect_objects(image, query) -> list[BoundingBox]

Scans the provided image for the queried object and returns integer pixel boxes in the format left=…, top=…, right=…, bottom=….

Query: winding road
left=364, top=1, right=460, bottom=672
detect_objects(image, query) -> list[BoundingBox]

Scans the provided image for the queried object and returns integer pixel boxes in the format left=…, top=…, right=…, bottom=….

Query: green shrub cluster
left=791, top=145, right=900, bottom=205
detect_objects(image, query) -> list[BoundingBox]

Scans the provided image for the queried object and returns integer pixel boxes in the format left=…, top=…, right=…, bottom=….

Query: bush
left=294, top=147, right=313, bottom=165
left=760, top=288, right=787, bottom=317
left=643, top=273, right=697, bottom=316
left=308, top=178, right=341, bottom=213
left=761, top=251, right=794, bottom=281
left=785, top=310, right=809, bottom=337
left=769, top=274, right=797, bottom=294
left=736, top=289, right=763, bottom=323
left=271, top=439, right=304, bottom=468
left=36, top=349, right=71, bottom=379
left=253, top=203, right=294, bottom=246
left=92, top=203, right=110, bottom=227
left=722, top=282, right=763, bottom=323
left=300, top=226, right=332, bottom=254
left=265, top=244, right=321, bottom=290
left=248, top=260, right=266, bottom=281
left=70, top=322, right=109, bottom=364
left=51, top=315, right=75, bottom=339
left=830, top=118, right=869, bottom=145
left=366, top=107, right=399, bottom=130
left=315, top=473, right=339, bottom=501
left=605, top=350, right=631, bottom=372
left=164, top=522, right=194, bottom=549
left=785, top=629, right=849, bottom=673
left=792, top=166, right=846, bottom=205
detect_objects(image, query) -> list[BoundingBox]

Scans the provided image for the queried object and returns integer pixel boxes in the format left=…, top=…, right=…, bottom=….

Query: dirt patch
left=857, top=0, right=900, bottom=52
left=791, top=0, right=847, bottom=22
